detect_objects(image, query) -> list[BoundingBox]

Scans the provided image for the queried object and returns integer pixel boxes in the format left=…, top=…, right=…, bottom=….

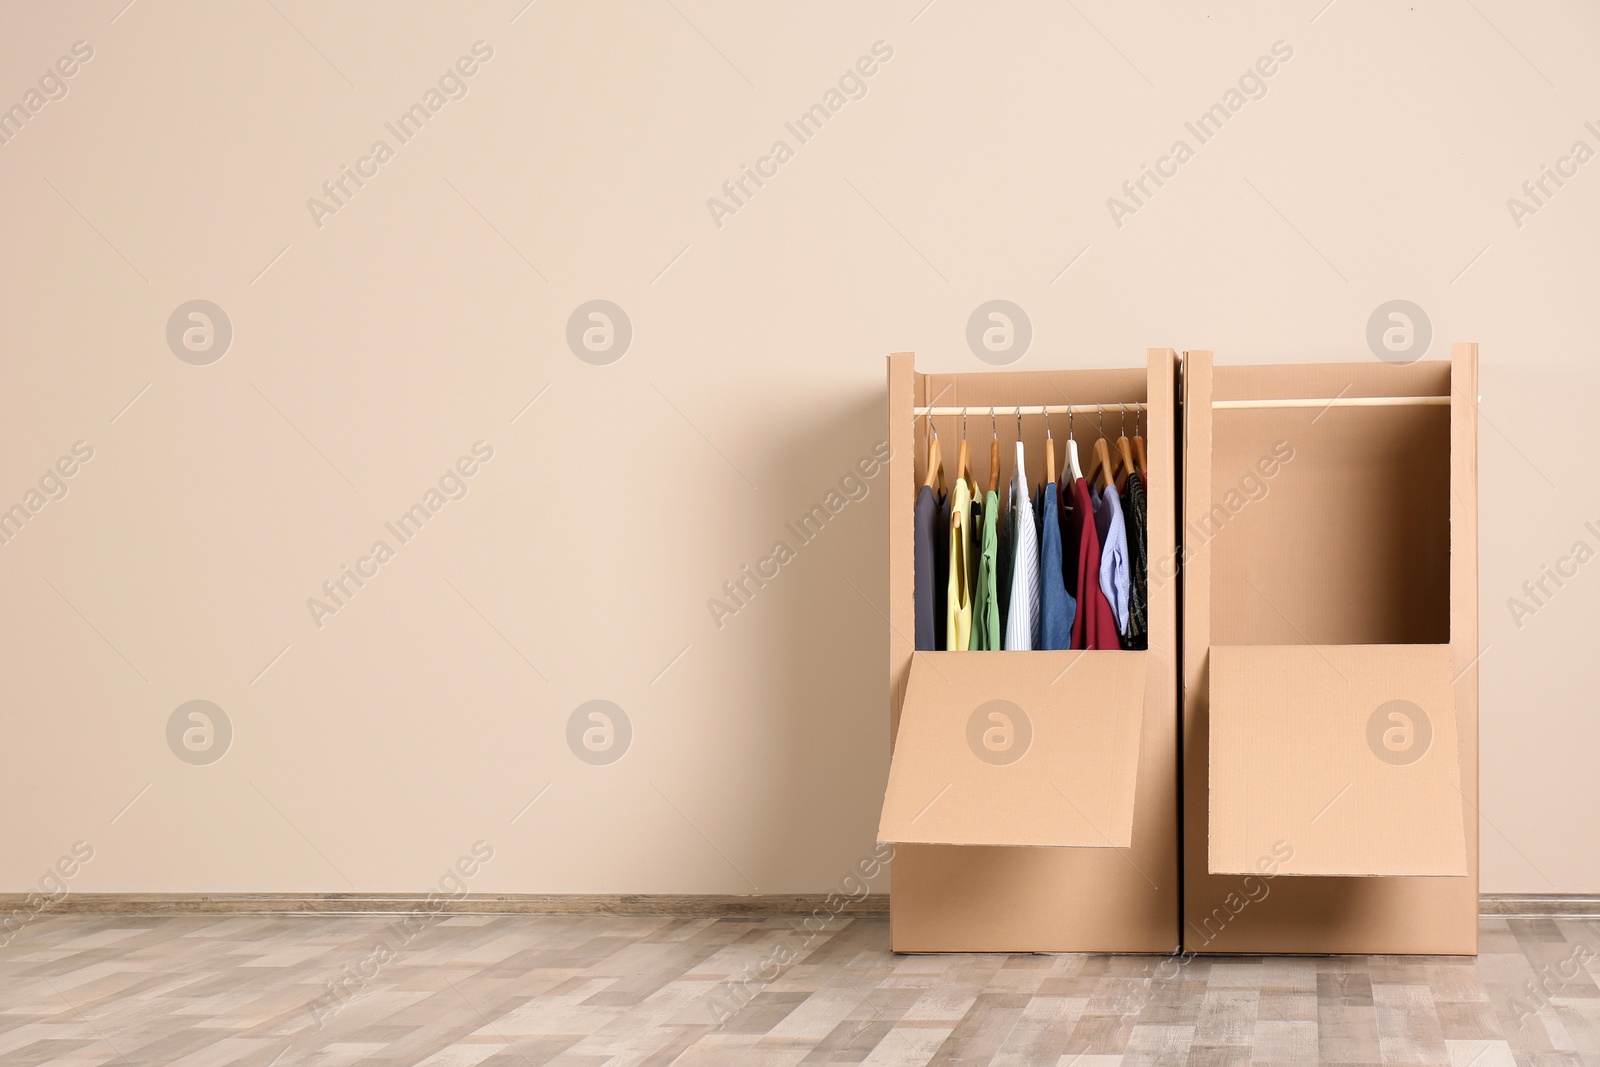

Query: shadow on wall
left=718, top=387, right=892, bottom=889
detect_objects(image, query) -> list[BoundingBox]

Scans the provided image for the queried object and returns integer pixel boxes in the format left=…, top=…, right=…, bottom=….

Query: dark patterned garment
left=1120, top=472, right=1149, bottom=650
left=913, top=485, right=949, bottom=650
left=995, top=496, right=1011, bottom=642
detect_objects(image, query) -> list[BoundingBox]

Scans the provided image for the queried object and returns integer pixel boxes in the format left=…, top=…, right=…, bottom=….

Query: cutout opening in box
left=908, top=368, right=1155, bottom=655
left=1207, top=401, right=1450, bottom=646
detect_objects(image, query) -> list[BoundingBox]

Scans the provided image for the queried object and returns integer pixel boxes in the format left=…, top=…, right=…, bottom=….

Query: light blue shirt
left=1094, top=484, right=1131, bottom=637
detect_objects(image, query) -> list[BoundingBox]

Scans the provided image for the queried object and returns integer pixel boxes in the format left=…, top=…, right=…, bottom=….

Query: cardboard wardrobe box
left=879, top=350, right=1180, bottom=953
left=1180, top=345, right=1479, bottom=955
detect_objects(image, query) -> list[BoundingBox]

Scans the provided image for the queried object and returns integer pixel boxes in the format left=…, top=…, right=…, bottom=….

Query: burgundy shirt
left=1067, top=476, right=1120, bottom=650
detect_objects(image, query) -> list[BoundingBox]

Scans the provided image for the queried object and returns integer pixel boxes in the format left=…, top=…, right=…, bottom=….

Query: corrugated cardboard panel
left=1209, top=644, right=1465, bottom=877
left=886, top=350, right=1180, bottom=953
left=1181, top=351, right=1479, bottom=954
left=887, top=353, right=918, bottom=744
left=879, top=652, right=1146, bottom=847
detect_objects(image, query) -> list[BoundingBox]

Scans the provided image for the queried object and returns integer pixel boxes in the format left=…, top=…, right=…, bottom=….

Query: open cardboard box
left=880, top=351, right=1180, bottom=953
left=1180, top=347, right=1479, bottom=955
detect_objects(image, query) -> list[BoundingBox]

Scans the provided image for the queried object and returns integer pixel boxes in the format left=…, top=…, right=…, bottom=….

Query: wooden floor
left=0, top=913, right=1595, bottom=1066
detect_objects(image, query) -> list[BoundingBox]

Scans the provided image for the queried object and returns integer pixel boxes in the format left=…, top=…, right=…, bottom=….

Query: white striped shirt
left=1003, top=442, right=1041, bottom=650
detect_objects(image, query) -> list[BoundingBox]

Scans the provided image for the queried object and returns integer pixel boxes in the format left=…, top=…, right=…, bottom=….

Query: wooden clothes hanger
left=1044, top=407, right=1057, bottom=487
left=1087, top=405, right=1114, bottom=494
left=1012, top=408, right=1027, bottom=500
left=1131, top=402, right=1149, bottom=481
left=1065, top=405, right=1083, bottom=482
left=986, top=407, right=1000, bottom=495
left=955, top=410, right=976, bottom=498
left=1113, top=403, right=1136, bottom=492
left=923, top=421, right=944, bottom=493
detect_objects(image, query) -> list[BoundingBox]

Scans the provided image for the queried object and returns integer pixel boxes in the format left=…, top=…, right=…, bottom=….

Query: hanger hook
left=1119, top=402, right=1127, bottom=437
left=990, top=405, right=996, bottom=440
left=1095, top=403, right=1106, bottom=438
left=962, top=407, right=968, bottom=440
left=1044, top=405, right=1051, bottom=439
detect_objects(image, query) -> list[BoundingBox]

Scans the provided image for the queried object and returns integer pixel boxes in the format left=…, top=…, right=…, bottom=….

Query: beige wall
left=0, top=1, right=1595, bottom=895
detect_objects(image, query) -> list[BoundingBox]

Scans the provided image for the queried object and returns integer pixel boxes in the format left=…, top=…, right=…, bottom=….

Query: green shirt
left=969, top=490, right=1001, bottom=650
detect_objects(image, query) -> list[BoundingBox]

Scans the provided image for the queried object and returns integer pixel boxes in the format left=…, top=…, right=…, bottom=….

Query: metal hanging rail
left=913, top=403, right=1147, bottom=416
left=915, top=396, right=1455, bottom=416
left=1212, top=396, right=1451, bottom=410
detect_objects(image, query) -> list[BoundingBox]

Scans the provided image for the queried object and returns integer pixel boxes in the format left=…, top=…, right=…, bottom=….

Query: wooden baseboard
left=0, top=893, right=891, bottom=918
left=1479, top=894, right=1600, bottom=918
left=1, top=893, right=1586, bottom=919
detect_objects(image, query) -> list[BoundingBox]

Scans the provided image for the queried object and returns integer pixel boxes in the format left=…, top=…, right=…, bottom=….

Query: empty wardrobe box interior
left=1181, top=348, right=1479, bottom=955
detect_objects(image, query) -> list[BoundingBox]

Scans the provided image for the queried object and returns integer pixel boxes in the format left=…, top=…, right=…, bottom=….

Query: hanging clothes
left=1068, top=476, right=1119, bottom=650
left=1120, top=471, right=1149, bottom=650
left=1003, top=443, right=1040, bottom=650
left=1059, top=472, right=1078, bottom=600
left=934, top=487, right=950, bottom=649
left=1094, top=484, right=1132, bottom=639
left=995, top=495, right=1012, bottom=645
left=946, top=478, right=973, bottom=651
left=969, top=489, right=1001, bottom=650
left=913, top=484, right=945, bottom=651
left=968, top=488, right=985, bottom=603
left=1037, top=482, right=1075, bottom=650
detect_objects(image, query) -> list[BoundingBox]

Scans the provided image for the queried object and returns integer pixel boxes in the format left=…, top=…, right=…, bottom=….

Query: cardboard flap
left=878, top=652, right=1147, bottom=848
left=1209, top=644, right=1467, bottom=877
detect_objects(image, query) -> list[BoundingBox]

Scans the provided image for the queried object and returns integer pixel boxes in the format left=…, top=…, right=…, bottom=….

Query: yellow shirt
left=946, top=478, right=972, bottom=651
